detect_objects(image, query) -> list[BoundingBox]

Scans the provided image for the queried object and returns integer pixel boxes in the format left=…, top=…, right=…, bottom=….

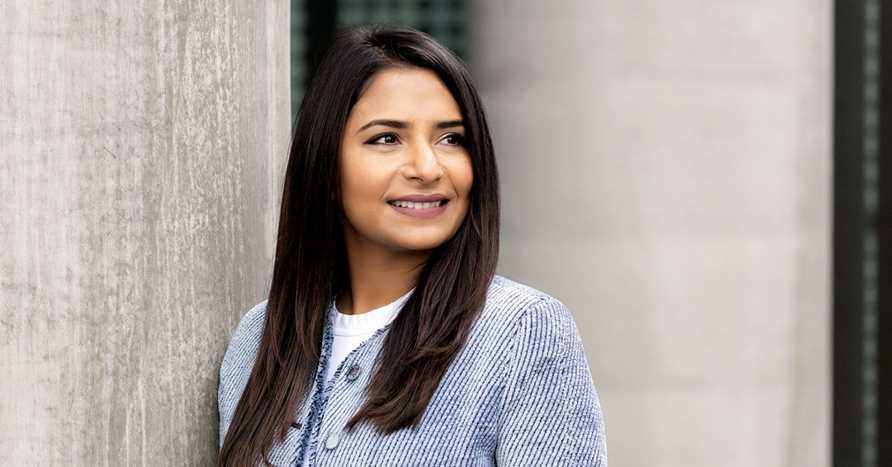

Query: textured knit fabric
left=297, top=287, right=414, bottom=467
left=218, top=274, right=608, bottom=466
left=325, top=287, right=414, bottom=385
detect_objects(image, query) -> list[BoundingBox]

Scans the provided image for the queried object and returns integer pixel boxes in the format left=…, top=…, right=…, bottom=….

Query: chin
left=387, top=232, right=453, bottom=252
left=395, top=238, right=448, bottom=251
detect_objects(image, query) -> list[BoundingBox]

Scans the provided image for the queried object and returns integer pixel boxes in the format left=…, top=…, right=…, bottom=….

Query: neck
left=338, top=228, right=430, bottom=316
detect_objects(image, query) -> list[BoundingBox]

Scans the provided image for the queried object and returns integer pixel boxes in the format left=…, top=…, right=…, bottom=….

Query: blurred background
left=1, top=1, right=889, bottom=466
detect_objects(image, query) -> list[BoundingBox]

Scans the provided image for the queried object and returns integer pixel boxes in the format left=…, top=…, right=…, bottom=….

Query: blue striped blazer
left=218, top=274, right=608, bottom=466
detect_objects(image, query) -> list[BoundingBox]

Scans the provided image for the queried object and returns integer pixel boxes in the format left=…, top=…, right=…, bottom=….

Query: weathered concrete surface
left=0, top=1, right=290, bottom=465
left=470, top=1, right=831, bottom=466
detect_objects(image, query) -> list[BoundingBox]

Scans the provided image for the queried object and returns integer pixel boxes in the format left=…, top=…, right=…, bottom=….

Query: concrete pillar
left=470, top=1, right=831, bottom=466
left=0, top=1, right=290, bottom=465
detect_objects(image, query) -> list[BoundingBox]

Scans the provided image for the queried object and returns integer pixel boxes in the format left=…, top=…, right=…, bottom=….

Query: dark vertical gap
left=303, top=0, right=339, bottom=92
left=833, top=0, right=867, bottom=466
left=877, top=0, right=892, bottom=464
left=290, top=0, right=303, bottom=125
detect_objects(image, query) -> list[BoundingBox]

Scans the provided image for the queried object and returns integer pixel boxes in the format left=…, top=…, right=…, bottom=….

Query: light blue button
left=324, top=430, right=339, bottom=450
left=346, top=364, right=361, bottom=381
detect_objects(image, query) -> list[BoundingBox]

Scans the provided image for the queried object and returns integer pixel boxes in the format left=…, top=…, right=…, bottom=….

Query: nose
left=403, top=141, right=444, bottom=183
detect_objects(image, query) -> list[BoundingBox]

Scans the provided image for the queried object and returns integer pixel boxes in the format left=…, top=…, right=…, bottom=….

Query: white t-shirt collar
left=330, top=287, right=415, bottom=336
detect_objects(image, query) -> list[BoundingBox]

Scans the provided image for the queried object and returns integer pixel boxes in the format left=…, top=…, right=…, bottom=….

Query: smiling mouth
left=386, top=199, right=450, bottom=209
left=386, top=199, right=450, bottom=219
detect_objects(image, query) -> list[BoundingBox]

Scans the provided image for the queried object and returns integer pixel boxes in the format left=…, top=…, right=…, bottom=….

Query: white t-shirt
left=323, top=287, right=415, bottom=386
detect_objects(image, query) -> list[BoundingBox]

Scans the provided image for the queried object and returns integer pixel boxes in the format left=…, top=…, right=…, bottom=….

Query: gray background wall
left=0, top=1, right=290, bottom=465
left=470, top=1, right=832, bottom=466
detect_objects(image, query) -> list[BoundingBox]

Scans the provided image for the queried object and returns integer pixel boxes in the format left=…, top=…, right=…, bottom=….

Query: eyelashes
left=366, top=133, right=400, bottom=145
left=442, top=133, right=467, bottom=146
left=365, top=132, right=466, bottom=147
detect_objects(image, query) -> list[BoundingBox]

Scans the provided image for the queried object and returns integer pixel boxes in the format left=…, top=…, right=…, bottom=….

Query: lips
left=387, top=198, right=449, bottom=219
left=388, top=199, right=448, bottom=209
left=387, top=193, right=448, bottom=203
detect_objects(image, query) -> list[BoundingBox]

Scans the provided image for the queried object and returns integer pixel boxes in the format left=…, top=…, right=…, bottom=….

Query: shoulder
left=218, top=299, right=268, bottom=403
left=470, top=274, right=582, bottom=361
left=486, top=278, right=606, bottom=465
left=217, top=299, right=269, bottom=444
left=220, top=299, right=268, bottom=376
left=483, top=274, right=577, bottom=330
left=486, top=274, right=588, bottom=366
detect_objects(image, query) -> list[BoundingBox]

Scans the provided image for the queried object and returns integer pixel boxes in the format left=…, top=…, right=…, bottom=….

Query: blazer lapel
left=266, top=311, right=333, bottom=466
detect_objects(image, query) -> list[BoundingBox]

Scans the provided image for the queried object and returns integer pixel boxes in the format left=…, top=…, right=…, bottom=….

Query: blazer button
left=324, top=430, right=340, bottom=450
left=346, top=364, right=361, bottom=381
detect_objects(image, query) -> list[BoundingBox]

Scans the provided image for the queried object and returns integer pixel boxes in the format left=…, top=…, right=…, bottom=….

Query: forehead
left=349, top=67, right=462, bottom=124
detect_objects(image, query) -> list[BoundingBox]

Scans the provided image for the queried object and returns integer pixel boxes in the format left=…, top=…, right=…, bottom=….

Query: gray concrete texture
left=0, top=1, right=290, bottom=465
left=470, top=1, right=831, bottom=466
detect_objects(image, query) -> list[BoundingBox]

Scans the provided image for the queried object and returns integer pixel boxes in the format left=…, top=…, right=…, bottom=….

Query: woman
left=218, top=24, right=607, bottom=466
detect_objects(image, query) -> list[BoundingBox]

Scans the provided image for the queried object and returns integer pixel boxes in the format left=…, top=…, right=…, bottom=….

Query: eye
left=442, top=133, right=466, bottom=146
left=366, top=133, right=400, bottom=145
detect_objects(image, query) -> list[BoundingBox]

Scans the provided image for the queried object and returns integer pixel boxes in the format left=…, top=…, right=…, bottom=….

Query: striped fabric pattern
left=218, top=274, right=608, bottom=466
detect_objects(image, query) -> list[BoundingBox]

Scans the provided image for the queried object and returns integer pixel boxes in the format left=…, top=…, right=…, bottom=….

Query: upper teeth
left=391, top=200, right=444, bottom=209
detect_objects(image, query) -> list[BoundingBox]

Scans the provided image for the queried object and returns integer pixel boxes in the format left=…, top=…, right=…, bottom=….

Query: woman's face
left=339, top=66, right=473, bottom=254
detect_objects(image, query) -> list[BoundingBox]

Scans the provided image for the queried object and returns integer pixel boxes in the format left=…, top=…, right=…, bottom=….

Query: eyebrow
left=356, top=119, right=465, bottom=134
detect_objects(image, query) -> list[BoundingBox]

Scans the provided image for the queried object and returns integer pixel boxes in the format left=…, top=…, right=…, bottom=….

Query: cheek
left=451, top=158, right=474, bottom=198
left=340, top=154, right=385, bottom=204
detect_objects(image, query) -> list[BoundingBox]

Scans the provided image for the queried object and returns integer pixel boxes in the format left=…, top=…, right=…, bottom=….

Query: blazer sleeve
left=217, top=300, right=268, bottom=450
left=495, top=296, right=608, bottom=466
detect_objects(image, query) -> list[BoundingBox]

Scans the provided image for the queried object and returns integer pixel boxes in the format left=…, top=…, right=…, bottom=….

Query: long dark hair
left=219, top=24, right=500, bottom=466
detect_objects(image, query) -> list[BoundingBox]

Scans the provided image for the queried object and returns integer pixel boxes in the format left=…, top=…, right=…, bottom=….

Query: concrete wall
left=470, top=1, right=832, bottom=466
left=0, top=1, right=290, bottom=465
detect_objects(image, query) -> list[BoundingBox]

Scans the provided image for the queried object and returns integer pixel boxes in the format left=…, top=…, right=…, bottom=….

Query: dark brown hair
left=219, top=24, right=500, bottom=466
